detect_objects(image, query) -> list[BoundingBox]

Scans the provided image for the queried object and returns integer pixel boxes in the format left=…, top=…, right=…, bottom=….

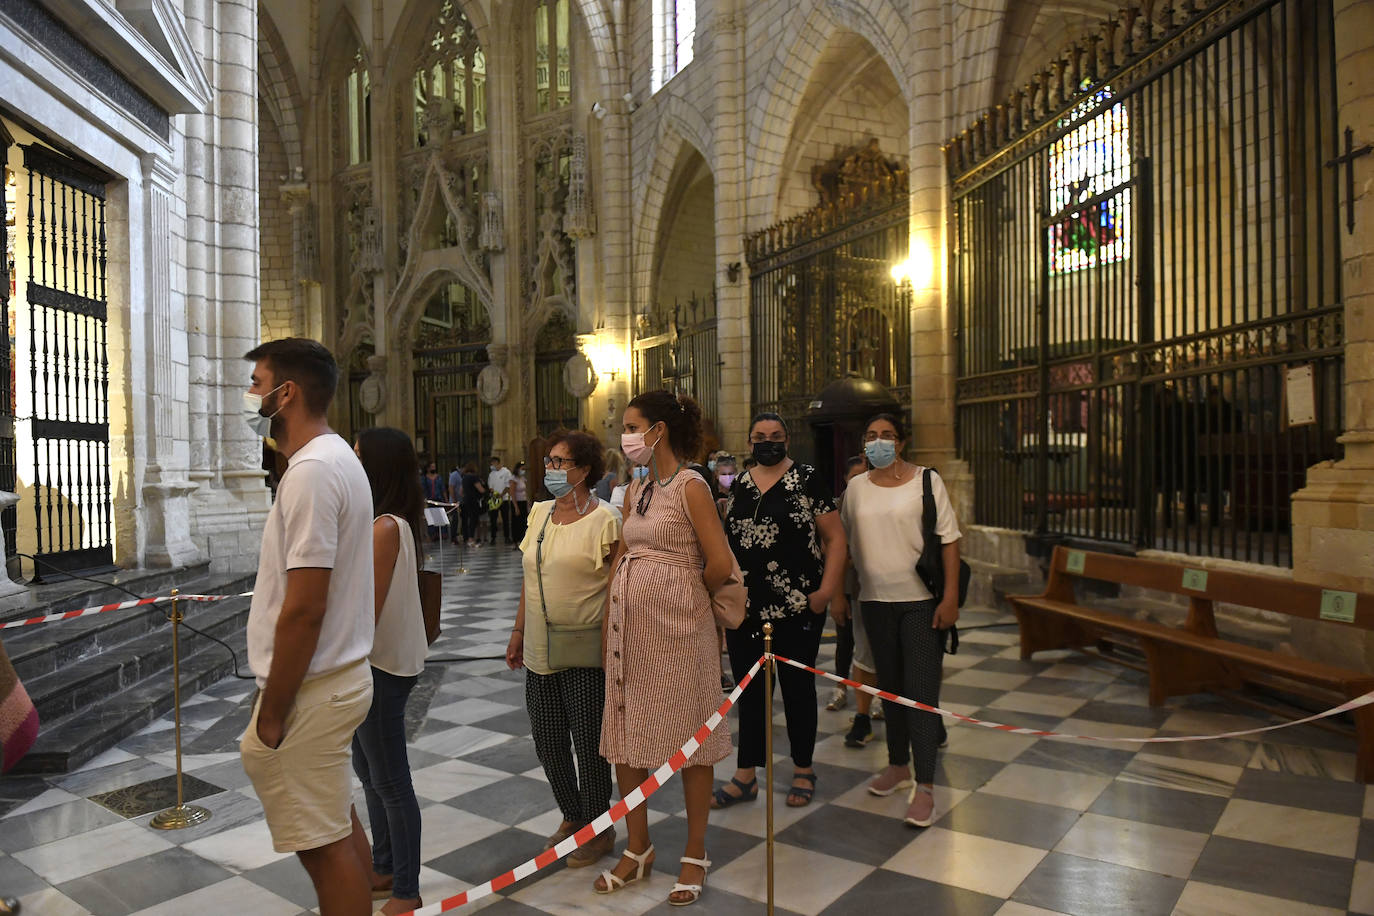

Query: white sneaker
left=826, top=687, right=848, bottom=711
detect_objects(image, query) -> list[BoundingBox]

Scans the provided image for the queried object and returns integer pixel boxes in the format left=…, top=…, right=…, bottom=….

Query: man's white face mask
left=243, top=383, right=287, bottom=438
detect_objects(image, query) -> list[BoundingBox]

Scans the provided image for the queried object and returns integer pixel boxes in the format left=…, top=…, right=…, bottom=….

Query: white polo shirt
left=488, top=466, right=513, bottom=499
left=247, top=433, right=376, bottom=687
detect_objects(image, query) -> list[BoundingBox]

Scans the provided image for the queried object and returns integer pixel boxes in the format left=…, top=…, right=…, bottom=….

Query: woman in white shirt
left=350, top=427, right=429, bottom=915
left=840, top=413, right=962, bottom=830
left=506, top=430, right=622, bottom=868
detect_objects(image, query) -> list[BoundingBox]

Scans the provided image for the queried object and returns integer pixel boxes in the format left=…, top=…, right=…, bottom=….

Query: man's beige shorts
left=241, top=660, right=373, bottom=853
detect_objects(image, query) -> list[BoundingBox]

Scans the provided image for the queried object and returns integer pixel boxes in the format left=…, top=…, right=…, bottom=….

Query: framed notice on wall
left=1285, top=365, right=1317, bottom=428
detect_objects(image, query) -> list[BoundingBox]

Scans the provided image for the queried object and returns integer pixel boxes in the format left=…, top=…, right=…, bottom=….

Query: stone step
left=5, top=568, right=257, bottom=775
left=13, top=626, right=252, bottom=774
left=22, top=593, right=252, bottom=723
left=0, top=561, right=213, bottom=624
left=5, top=569, right=250, bottom=685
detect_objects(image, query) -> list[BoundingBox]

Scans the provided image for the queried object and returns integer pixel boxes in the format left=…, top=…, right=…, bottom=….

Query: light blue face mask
left=864, top=438, right=897, bottom=469
left=544, top=468, right=573, bottom=498
left=632, top=465, right=650, bottom=481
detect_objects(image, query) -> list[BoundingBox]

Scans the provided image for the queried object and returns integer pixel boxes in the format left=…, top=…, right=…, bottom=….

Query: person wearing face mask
left=713, top=413, right=847, bottom=810
left=608, top=461, right=647, bottom=513
left=420, top=462, right=446, bottom=542
left=595, top=390, right=735, bottom=906
left=841, top=412, right=962, bottom=829
left=238, top=339, right=376, bottom=916
left=506, top=430, right=622, bottom=868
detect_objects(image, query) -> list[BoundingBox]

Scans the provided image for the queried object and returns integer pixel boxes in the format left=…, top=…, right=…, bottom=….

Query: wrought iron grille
left=412, top=343, right=492, bottom=474
left=22, top=143, right=112, bottom=574
left=534, top=308, right=579, bottom=434
left=631, top=292, right=719, bottom=428
left=1, top=131, right=15, bottom=563
left=746, top=145, right=911, bottom=465
left=949, top=0, right=1344, bottom=567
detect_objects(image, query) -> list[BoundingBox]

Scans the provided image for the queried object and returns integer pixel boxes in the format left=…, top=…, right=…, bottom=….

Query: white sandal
left=594, top=844, right=655, bottom=895
left=668, top=854, right=711, bottom=906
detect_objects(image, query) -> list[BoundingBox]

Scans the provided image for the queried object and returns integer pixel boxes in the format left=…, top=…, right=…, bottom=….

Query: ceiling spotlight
left=591, top=101, right=607, bottom=120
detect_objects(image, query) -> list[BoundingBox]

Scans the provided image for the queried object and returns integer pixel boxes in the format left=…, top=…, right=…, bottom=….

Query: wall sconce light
left=591, top=101, right=608, bottom=120
left=890, top=245, right=934, bottom=289
left=725, top=261, right=742, bottom=283
left=622, top=91, right=639, bottom=113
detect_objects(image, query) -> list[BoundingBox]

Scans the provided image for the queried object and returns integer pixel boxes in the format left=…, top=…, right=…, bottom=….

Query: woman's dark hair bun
left=628, top=389, right=704, bottom=461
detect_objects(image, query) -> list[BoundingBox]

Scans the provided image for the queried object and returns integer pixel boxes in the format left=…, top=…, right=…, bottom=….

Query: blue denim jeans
left=351, top=667, right=421, bottom=899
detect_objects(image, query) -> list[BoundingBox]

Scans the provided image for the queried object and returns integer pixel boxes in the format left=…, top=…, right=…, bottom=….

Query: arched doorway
left=412, top=279, right=492, bottom=476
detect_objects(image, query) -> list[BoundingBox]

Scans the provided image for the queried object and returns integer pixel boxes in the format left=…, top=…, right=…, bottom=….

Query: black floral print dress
left=725, top=463, right=837, bottom=631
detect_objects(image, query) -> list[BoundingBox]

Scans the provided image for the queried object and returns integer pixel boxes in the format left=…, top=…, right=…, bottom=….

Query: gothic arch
left=744, top=0, right=911, bottom=226
left=258, top=6, right=304, bottom=176
left=320, top=7, right=369, bottom=84
left=385, top=0, right=495, bottom=84
left=633, top=126, right=712, bottom=319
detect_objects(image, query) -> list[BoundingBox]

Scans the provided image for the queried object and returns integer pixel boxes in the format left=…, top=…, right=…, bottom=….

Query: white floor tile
left=13, top=819, right=174, bottom=884
left=418, top=804, right=509, bottom=862
left=945, top=669, right=1032, bottom=692
left=1353, top=861, right=1374, bottom=915
left=883, top=827, right=1046, bottom=898
left=1053, top=812, right=1208, bottom=878
left=712, top=842, right=872, bottom=916
left=1212, top=798, right=1359, bottom=858
left=979, top=763, right=1110, bottom=811
left=410, top=758, right=512, bottom=802
left=183, top=819, right=292, bottom=871
left=128, top=877, right=301, bottom=916
left=1176, top=880, right=1345, bottom=916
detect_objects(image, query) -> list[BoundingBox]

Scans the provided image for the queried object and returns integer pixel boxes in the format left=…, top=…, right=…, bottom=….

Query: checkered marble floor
left=4, top=542, right=1374, bottom=915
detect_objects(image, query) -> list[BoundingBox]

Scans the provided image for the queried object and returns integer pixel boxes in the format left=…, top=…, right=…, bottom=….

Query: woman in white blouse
left=349, top=427, right=429, bottom=915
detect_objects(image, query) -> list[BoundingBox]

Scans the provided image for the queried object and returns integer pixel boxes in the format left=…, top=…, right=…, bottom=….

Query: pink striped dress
left=600, top=471, right=731, bottom=768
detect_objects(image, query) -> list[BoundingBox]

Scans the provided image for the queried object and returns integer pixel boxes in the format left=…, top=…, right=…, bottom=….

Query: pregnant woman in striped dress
left=596, top=390, right=736, bottom=907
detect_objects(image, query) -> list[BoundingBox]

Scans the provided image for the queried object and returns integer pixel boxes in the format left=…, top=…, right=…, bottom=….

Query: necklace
left=556, top=486, right=594, bottom=517
left=651, top=454, right=684, bottom=488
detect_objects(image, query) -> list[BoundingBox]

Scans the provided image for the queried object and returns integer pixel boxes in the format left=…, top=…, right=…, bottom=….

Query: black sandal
left=710, top=776, right=759, bottom=809
left=787, top=772, right=817, bottom=807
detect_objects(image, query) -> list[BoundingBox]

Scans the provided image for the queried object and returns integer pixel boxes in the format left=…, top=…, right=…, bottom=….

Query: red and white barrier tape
left=0, top=593, right=253, bottom=630
left=406, top=655, right=765, bottom=915
left=772, top=654, right=1374, bottom=743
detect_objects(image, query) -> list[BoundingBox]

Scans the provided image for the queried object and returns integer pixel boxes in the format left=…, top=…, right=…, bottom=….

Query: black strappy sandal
left=787, top=771, right=817, bottom=807
left=710, top=776, right=759, bottom=809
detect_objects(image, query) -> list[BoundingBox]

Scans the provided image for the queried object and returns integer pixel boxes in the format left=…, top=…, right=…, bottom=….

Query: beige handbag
left=711, top=553, right=747, bottom=630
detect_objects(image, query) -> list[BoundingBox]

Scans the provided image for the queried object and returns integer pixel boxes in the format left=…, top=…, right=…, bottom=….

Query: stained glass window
left=1048, top=84, right=1130, bottom=273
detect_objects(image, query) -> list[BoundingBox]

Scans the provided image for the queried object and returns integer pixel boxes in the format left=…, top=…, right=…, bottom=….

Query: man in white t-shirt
left=239, top=338, right=375, bottom=916
left=486, top=456, right=514, bottom=545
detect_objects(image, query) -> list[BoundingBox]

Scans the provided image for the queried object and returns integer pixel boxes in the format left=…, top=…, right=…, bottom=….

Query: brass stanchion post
left=763, top=622, right=775, bottom=916
left=151, top=589, right=212, bottom=830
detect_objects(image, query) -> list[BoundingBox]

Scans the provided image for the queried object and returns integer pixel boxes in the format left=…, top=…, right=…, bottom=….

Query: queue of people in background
left=841, top=412, right=962, bottom=827
left=506, top=430, right=621, bottom=867
left=713, top=414, right=847, bottom=810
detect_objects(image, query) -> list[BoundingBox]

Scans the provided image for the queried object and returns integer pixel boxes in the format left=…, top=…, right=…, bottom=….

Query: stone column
left=141, top=153, right=201, bottom=568
left=279, top=179, right=316, bottom=337
left=907, top=0, right=971, bottom=515
left=712, top=0, right=750, bottom=450
left=1290, top=0, right=1374, bottom=667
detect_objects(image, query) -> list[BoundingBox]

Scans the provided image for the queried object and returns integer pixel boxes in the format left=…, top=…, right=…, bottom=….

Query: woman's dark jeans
left=351, top=667, right=422, bottom=899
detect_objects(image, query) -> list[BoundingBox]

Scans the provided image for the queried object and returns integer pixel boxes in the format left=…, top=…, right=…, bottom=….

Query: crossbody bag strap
left=922, top=467, right=939, bottom=547
left=535, top=504, right=555, bottom=629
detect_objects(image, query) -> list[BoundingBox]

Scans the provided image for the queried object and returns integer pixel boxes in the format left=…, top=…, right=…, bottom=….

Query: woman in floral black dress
left=713, top=413, right=848, bottom=808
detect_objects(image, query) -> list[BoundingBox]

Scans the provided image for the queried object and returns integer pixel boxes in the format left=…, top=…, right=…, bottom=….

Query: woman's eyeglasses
left=861, top=431, right=899, bottom=443
left=542, top=456, right=577, bottom=470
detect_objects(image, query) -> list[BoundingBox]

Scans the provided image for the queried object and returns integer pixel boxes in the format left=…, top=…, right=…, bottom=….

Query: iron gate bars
left=22, top=143, right=113, bottom=575
left=631, top=292, right=719, bottom=430
left=949, top=0, right=1344, bottom=567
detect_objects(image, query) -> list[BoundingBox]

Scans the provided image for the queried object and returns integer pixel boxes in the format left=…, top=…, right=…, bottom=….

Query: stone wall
left=258, top=99, right=295, bottom=341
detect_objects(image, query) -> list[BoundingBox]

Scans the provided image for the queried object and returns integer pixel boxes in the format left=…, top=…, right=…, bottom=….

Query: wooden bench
left=1009, top=545, right=1374, bottom=782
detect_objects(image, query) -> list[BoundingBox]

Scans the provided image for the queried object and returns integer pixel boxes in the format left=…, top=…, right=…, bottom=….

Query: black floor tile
left=1188, top=836, right=1353, bottom=909
left=1017, top=677, right=1105, bottom=699
left=1014, top=741, right=1136, bottom=778
left=449, top=775, right=557, bottom=826
left=968, top=657, right=1049, bottom=677
left=1011, top=852, right=1185, bottom=916
left=776, top=804, right=920, bottom=867
left=0, top=799, right=123, bottom=853
left=932, top=753, right=1008, bottom=792
left=937, top=791, right=1081, bottom=849
left=461, top=738, right=544, bottom=774
left=56, top=847, right=231, bottom=916
left=1066, top=701, right=1173, bottom=728
left=1088, top=780, right=1229, bottom=834
left=244, top=855, right=327, bottom=908
left=941, top=684, right=1007, bottom=708
left=821, top=869, right=1002, bottom=916
left=1230, top=767, right=1366, bottom=816
left=425, top=826, right=549, bottom=885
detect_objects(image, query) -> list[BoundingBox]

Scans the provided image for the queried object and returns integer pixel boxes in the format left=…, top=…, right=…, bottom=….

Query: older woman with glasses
left=713, top=413, right=846, bottom=810
left=506, top=430, right=622, bottom=867
left=841, top=412, right=962, bottom=829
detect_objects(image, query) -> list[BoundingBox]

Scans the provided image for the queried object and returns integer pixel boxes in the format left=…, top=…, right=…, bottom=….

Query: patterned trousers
left=524, top=666, right=612, bottom=824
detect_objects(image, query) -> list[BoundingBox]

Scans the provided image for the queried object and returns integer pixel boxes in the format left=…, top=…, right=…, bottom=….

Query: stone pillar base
left=1289, top=449, right=1374, bottom=671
